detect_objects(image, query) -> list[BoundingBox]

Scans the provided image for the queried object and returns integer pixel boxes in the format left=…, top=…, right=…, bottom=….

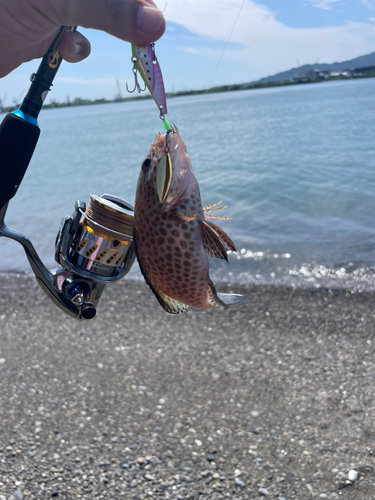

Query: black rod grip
left=0, top=113, right=40, bottom=210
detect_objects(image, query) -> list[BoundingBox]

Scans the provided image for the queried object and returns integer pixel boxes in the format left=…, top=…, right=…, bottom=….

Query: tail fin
left=217, top=292, right=245, bottom=306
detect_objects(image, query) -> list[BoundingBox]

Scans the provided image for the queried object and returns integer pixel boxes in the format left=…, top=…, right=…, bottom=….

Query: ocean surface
left=1, top=78, right=375, bottom=290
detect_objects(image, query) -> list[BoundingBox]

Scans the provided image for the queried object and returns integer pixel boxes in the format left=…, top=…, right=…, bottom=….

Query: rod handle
left=0, top=113, right=40, bottom=211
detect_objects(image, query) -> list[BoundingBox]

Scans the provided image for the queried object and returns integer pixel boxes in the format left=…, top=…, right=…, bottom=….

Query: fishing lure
left=127, top=43, right=170, bottom=130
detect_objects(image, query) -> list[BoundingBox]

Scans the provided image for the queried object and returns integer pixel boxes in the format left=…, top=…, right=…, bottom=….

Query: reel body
left=53, top=193, right=135, bottom=319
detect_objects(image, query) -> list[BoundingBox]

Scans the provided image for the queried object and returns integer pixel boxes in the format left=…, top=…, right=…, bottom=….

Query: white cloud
left=359, top=0, right=375, bottom=9
left=305, top=0, right=340, bottom=9
left=155, top=0, right=375, bottom=78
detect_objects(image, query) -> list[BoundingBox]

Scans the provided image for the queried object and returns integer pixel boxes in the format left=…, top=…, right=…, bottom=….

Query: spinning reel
left=0, top=27, right=136, bottom=320
left=0, top=194, right=135, bottom=320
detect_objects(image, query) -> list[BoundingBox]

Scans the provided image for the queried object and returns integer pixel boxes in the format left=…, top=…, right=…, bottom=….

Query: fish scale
left=134, top=128, right=244, bottom=314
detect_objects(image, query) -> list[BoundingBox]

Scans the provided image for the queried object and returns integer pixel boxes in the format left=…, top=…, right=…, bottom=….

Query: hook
left=126, top=56, right=146, bottom=93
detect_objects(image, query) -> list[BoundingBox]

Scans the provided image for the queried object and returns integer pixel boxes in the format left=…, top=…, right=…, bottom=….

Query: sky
left=0, top=0, right=375, bottom=106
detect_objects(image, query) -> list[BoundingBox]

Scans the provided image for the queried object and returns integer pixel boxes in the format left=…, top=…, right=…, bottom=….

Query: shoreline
left=0, top=275, right=374, bottom=499
left=1, top=74, right=374, bottom=114
left=1, top=266, right=375, bottom=294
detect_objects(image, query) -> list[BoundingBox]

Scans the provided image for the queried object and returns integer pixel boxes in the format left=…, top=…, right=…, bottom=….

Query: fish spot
left=160, top=227, right=167, bottom=236
left=184, top=232, right=191, bottom=240
left=166, top=245, right=172, bottom=253
left=184, top=252, right=192, bottom=259
left=157, top=236, right=164, bottom=245
left=150, top=238, right=156, bottom=245
left=171, top=229, right=179, bottom=238
left=181, top=223, right=188, bottom=230
left=180, top=241, right=187, bottom=250
left=166, top=223, right=172, bottom=229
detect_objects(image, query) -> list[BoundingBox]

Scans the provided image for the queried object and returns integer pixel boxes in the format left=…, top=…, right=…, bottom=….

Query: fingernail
left=136, top=6, right=165, bottom=36
left=74, top=43, right=82, bottom=54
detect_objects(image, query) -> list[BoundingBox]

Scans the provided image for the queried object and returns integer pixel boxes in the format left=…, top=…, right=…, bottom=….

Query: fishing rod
left=0, top=27, right=136, bottom=320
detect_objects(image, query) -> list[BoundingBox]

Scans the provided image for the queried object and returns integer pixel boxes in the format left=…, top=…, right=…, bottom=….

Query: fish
left=133, top=126, right=244, bottom=314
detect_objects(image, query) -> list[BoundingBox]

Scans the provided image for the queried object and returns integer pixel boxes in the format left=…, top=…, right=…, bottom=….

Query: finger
left=59, top=31, right=91, bottom=63
left=0, top=34, right=58, bottom=78
left=45, top=0, right=166, bottom=45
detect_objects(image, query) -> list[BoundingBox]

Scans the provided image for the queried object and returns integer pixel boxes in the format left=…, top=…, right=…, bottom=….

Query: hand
left=0, top=0, right=166, bottom=78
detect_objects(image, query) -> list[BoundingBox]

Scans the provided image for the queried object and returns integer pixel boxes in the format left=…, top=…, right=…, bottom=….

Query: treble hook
left=126, top=56, right=146, bottom=93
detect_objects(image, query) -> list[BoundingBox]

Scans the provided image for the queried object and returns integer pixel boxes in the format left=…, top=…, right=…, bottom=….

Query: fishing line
left=205, top=0, right=246, bottom=95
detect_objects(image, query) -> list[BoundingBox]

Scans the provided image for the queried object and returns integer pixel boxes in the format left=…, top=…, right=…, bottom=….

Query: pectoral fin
left=204, top=220, right=237, bottom=252
left=177, top=211, right=198, bottom=221
left=200, top=220, right=228, bottom=261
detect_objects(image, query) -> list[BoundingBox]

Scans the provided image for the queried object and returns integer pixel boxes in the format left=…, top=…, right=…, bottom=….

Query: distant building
left=292, top=66, right=374, bottom=83
left=293, top=68, right=330, bottom=83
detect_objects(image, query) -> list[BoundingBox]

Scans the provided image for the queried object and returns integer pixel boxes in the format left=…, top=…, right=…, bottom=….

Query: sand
left=0, top=274, right=374, bottom=499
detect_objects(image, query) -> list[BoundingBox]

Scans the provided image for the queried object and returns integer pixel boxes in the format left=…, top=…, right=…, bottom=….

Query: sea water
left=1, top=77, right=375, bottom=290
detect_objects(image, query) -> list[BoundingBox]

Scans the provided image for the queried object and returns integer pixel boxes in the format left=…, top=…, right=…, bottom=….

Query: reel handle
left=0, top=113, right=40, bottom=211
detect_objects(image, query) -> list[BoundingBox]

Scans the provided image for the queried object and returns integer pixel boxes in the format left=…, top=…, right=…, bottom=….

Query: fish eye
left=142, top=157, right=151, bottom=171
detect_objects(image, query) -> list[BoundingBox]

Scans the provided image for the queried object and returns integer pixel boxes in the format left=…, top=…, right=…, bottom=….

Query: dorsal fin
left=204, top=220, right=237, bottom=252
left=204, top=201, right=231, bottom=219
left=199, top=220, right=228, bottom=261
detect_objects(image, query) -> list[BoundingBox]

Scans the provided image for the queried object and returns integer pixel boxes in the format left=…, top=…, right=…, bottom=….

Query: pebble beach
left=0, top=274, right=374, bottom=499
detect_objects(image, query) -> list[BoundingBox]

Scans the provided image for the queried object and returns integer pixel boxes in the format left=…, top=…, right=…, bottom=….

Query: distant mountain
left=258, top=52, right=375, bottom=83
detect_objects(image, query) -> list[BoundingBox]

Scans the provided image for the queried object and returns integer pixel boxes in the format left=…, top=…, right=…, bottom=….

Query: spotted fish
left=133, top=126, right=244, bottom=314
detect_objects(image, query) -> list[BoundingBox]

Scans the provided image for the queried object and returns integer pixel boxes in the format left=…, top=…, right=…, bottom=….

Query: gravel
left=0, top=274, right=374, bottom=499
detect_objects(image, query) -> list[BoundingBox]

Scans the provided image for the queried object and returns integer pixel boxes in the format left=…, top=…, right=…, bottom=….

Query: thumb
left=49, top=0, right=166, bottom=45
